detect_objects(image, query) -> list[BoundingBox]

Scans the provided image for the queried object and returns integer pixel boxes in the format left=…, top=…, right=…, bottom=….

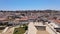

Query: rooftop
left=28, top=22, right=50, bottom=34
left=15, top=16, right=28, bottom=21
left=37, top=30, right=49, bottom=34
left=54, top=19, right=60, bottom=24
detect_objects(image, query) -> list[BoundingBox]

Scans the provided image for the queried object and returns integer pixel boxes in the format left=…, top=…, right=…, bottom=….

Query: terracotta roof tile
left=53, top=19, right=60, bottom=24
left=0, top=18, right=7, bottom=21
left=15, top=16, right=28, bottom=21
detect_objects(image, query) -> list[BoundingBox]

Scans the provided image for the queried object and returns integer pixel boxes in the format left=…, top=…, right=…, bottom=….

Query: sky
left=0, top=0, right=60, bottom=10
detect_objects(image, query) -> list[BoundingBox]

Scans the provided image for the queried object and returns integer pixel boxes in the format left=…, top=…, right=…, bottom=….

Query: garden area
left=13, top=24, right=28, bottom=34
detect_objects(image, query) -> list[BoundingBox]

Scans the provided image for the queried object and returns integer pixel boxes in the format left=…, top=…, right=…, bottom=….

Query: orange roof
left=0, top=18, right=9, bottom=22
left=29, top=16, right=37, bottom=19
left=53, top=19, right=60, bottom=24
left=0, top=18, right=7, bottom=21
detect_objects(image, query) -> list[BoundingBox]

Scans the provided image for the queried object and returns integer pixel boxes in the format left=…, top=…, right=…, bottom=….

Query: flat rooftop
left=0, top=30, right=3, bottom=33
left=37, top=30, right=49, bottom=34
left=36, top=26, right=49, bottom=34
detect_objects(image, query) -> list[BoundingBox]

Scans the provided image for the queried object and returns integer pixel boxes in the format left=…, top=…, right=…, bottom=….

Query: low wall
left=28, top=22, right=37, bottom=34
left=46, top=22, right=57, bottom=34
left=2, top=27, right=9, bottom=33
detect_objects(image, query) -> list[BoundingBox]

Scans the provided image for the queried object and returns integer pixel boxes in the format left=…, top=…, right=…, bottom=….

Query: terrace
left=28, top=22, right=60, bottom=34
left=28, top=22, right=50, bottom=34
left=36, top=26, right=49, bottom=34
left=37, top=30, right=49, bottom=34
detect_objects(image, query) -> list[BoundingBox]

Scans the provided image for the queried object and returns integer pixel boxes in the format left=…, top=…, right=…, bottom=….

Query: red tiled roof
left=29, top=16, right=37, bottom=19
left=0, top=18, right=7, bottom=21
left=15, top=16, right=28, bottom=21
left=53, top=19, right=60, bottom=24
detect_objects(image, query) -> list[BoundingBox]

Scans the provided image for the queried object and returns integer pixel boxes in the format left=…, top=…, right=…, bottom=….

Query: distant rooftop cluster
left=0, top=10, right=60, bottom=23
